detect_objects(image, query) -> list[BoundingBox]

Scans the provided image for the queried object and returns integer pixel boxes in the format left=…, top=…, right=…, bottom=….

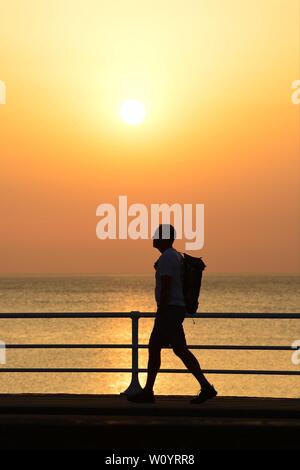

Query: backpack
left=180, top=253, right=206, bottom=314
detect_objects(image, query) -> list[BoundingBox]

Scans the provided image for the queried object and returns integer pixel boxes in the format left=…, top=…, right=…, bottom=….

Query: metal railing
left=0, top=312, right=299, bottom=395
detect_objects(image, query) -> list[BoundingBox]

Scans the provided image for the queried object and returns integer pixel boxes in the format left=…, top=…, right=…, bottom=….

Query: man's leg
left=144, top=343, right=162, bottom=391
left=173, top=345, right=211, bottom=389
left=127, top=321, right=163, bottom=402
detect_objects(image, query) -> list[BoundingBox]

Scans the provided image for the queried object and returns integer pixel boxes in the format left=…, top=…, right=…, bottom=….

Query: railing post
left=121, top=311, right=143, bottom=396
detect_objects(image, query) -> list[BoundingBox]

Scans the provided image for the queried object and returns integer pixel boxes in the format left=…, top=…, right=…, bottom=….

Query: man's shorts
left=149, top=304, right=187, bottom=349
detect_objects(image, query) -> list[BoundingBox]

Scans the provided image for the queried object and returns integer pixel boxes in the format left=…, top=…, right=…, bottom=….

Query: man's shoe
left=127, top=388, right=155, bottom=403
left=190, top=384, right=217, bottom=404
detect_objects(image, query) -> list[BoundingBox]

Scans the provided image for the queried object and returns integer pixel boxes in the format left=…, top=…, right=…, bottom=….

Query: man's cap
left=152, top=224, right=176, bottom=240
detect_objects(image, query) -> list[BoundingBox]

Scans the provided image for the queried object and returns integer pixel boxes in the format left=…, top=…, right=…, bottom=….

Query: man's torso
left=155, top=247, right=185, bottom=307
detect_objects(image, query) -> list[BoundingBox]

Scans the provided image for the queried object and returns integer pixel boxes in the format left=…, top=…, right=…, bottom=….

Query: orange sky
left=0, top=0, right=299, bottom=274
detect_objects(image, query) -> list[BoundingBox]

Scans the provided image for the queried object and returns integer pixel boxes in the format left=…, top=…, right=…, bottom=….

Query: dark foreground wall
left=0, top=395, right=299, bottom=450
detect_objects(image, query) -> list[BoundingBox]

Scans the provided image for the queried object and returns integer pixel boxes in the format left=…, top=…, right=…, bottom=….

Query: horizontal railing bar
left=0, top=368, right=133, bottom=373
left=0, top=368, right=299, bottom=375
left=0, top=313, right=133, bottom=319
left=142, top=345, right=299, bottom=351
left=0, top=312, right=299, bottom=319
left=5, top=344, right=132, bottom=349
left=156, top=369, right=300, bottom=376
left=4, top=344, right=298, bottom=351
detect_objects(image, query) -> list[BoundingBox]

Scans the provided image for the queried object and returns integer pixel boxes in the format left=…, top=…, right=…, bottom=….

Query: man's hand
left=158, top=275, right=172, bottom=315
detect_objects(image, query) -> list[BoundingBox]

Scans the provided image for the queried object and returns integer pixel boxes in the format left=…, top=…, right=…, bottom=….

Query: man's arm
left=158, top=275, right=172, bottom=314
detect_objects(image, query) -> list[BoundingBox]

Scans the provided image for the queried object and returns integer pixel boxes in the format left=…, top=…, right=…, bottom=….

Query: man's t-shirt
left=155, top=247, right=185, bottom=307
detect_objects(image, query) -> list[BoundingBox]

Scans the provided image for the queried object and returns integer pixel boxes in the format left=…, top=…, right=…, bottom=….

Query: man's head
left=152, top=224, right=176, bottom=253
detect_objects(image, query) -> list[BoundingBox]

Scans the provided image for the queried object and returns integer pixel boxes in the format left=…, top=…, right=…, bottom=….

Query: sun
left=120, top=99, right=145, bottom=125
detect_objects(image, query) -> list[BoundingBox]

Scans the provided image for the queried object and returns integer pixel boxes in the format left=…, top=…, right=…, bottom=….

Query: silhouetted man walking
left=128, top=224, right=217, bottom=404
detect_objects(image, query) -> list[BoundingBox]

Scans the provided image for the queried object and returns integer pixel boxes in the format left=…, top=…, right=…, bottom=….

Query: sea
left=0, top=274, right=299, bottom=397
